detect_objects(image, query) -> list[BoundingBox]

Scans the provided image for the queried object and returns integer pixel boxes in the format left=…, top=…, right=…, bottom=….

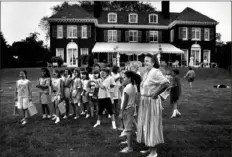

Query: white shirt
left=17, top=79, right=30, bottom=97
left=111, top=72, right=121, bottom=99
left=98, top=76, right=115, bottom=99
left=121, top=83, right=137, bottom=109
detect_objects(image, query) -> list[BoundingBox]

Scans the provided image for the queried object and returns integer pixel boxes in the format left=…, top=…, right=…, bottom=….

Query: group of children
left=14, top=63, right=195, bottom=153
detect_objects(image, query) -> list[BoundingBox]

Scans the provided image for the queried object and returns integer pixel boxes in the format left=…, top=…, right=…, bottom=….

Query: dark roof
left=49, top=5, right=94, bottom=19
left=176, top=7, right=217, bottom=23
left=97, top=11, right=180, bottom=25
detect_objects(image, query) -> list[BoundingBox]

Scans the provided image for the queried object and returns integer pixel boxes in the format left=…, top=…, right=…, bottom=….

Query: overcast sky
left=1, top=1, right=231, bottom=46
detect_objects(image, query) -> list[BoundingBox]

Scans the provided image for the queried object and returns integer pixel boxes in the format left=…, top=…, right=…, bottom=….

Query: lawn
left=0, top=67, right=231, bottom=157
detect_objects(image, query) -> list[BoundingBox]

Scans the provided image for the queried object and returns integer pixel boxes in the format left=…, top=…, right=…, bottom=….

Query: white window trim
left=191, top=27, right=201, bottom=41
left=183, top=27, right=188, bottom=40
left=108, top=30, right=117, bottom=42
left=129, top=30, right=138, bottom=42
left=67, top=25, right=77, bottom=39
left=56, top=48, right=64, bottom=60
left=81, top=25, right=87, bottom=39
left=203, top=49, right=211, bottom=64
left=81, top=48, right=89, bottom=55
left=57, top=25, right=63, bottom=39
left=149, top=31, right=158, bottom=43
left=108, top=13, right=117, bottom=23
left=170, top=29, right=174, bottom=42
left=149, top=14, right=158, bottom=24
left=129, top=13, right=138, bottom=23
left=204, top=28, right=210, bottom=41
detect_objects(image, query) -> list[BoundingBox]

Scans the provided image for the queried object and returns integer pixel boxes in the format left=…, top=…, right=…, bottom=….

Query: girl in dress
left=81, top=71, right=90, bottom=118
left=71, top=69, right=82, bottom=119
left=14, top=70, right=32, bottom=126
left=170, top=69, right=182, bottom=118
left=36, top=67, right=52, bottom=119
left=51, top=69, right=64, bottom=124
left=62, top=69, right=73, bottom=119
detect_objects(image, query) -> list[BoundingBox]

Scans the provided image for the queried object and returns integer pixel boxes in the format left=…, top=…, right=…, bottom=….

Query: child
left=62, top=69, right=73, bottom=119
left=118, top=71, right=138, bottom=153
left=184, top=67, right=195, bottom=88
left=71, top=69, right=82, bottom=119
left=36, top=67, right=52, bottom=119
left=93, top=68, right=117, bottom=129
left=81, top=71, right=90, bottom=118
left=14, top=70, right=32, bottom=126
left=170, top=69, right=182, bottom=118
left=87, top=70, right=100, bottom=117
left=51, top=69, right=64, bottom=124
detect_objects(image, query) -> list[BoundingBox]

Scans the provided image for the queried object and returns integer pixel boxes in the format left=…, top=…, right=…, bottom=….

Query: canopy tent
left=92, top=42, right=184, bottom=55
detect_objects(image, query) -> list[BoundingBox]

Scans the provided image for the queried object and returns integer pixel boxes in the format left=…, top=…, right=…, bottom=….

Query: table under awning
left=92, top=42, right=184, bottom=55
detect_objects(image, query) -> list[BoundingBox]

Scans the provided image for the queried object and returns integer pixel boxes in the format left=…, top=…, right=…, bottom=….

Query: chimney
left=94, top=1, right=102, bottom=18
left=162, top=1, right=170, bottom=19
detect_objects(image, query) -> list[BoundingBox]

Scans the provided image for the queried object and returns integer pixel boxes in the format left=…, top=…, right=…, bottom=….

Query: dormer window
left=108, top=13, right=117, bottom=23
left=149, top=14, right=158, bottom=24
left=129, top=13, right=138, bottom=23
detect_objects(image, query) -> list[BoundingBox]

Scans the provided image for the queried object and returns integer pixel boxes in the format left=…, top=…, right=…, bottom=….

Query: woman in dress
left=189, top=54, right=194, bottom=67
left=137, top=54, right=170, bottom=157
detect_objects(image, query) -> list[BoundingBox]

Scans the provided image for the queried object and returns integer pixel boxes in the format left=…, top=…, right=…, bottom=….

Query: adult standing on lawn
left=137, top=54, right=170, bottom=157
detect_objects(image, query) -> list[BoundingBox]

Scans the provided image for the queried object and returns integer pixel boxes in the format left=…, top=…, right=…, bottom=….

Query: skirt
left=40, top=92, right=52, bottom=104
left=137, top=96, right=164, bottom=147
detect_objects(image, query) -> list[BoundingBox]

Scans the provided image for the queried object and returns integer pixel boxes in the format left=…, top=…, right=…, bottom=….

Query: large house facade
left=48, top=1, right=218, bottom=67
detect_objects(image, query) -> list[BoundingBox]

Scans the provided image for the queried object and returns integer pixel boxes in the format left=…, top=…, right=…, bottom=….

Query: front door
left=67, top=48, right=78, bottom=67
left=191, top=50, right=201, bottom=65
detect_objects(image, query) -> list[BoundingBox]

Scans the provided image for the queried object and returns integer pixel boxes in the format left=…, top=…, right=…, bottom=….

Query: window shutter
left=188, top=27, right=192, bottom=40
left=104, top=30, right=107, bottom=41
left=52, top=25, right=57, bottom=38
left=63, top=25, right=66, bottom=38
left=125, top=31, right=129, bottom=42
left=201, top=28, right=204, bottom=41
left=138, top=31, right=142, bottom=42
left=146, top=31, right=149, bottom=42
left=178, top=27, right=182, bottom=39
left=158, top=31, right=162, bottom=43
left=210, top=28, right=214, bottom=41
left=87, top=25, right=91, bottom=38
left=77, top=25, right=81, bottom=38
left=117, top=30, right=121, bottom=42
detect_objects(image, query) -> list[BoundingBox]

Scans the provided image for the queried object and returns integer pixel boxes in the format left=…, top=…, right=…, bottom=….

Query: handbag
left=13, top=102, right=19, bottom=116
left=58, top=101, right=66, bottom=114
left=27, top=101, right=38, bottom=116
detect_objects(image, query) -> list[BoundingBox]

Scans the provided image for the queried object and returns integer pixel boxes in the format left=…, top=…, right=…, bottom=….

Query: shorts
left=123, top=107, right=135, bottom=132
left=17, top=97, right=29, bottom=109
left=98, top=98, right=113, bottom=116
left=188, top=78, right=194, bottom=82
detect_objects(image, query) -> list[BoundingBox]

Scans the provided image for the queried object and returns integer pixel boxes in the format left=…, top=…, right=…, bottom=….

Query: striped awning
left=92, top=42, right=184, bottom=55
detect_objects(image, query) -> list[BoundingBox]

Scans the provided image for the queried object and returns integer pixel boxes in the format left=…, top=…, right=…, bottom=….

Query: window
left=82, top=25, right=87, bottom=39
left=191, top=28, right=201, bottom=40
left=149, top=14, right=158, bottom=23
left=183, top=27, right=188, bottom=40
left=149, top=31, right=158, bottom=42
left=67, top=25, right=77, bottom=38
left=108, top=30, right=117, bottom=42
left=56, top=48, right=64, bottom=60
left=108, top=13, right=117, bottom=23
left=170, top=29, right=174, bottom=42
left=129, top=30, right=138, bottom=42
left=181, top=49, right=188, bottom=66
left=204, top=28, right=210, bottom=41
left=81, top=48, right=89, bottom=55
left=129, top=13, right=138, bottom=23
left=57, top=25, right=63, bottom=39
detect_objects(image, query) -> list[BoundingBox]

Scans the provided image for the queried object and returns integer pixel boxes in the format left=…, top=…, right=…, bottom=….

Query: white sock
left=96, top=120, right=100, bottom=125
left=112, top=121, right=116, bottom=128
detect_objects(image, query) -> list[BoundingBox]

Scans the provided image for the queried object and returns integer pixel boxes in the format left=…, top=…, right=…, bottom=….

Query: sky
left=1, top=1, right=231, bottom=46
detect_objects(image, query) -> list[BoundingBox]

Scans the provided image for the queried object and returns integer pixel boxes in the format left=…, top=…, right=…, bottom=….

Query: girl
left=87, top=70, right=100, bottom=117
left=81, top=71, right=90, bottom=118
left=71, top=69, right=82, bottom=119
left=118, top=71, right=138, bottom=153
left=111, top=66, right=121, bottom=117
left=14, top=70, right=32, bottom=126
left=62, top=69, right=73, bottom=119
left=170, top=69, right=182, bottom=118
left=36, top=67, right=52, bottom=119
left=51, top=69, right=64, bottom=124
left=93, top=68, right=117, bottom=129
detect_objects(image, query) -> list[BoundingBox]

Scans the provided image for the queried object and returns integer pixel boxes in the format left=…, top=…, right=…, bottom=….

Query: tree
left=0, top=32, right=16, bottom=68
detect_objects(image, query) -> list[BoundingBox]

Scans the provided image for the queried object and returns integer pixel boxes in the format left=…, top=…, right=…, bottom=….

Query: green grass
left=0, top=68, right=231, bottom=157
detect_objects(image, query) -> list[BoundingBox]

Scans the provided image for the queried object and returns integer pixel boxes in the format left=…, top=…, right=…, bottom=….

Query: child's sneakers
left=80, top=111, right=85, bottom=115
left=52, top=115, right=57, bottom=121
left=85, top=114, right=90, bottom=119
left=74, top=116, right=79, bottom=119
left=42, top=114, right=47, bottom=119
left=21, top=119, right=27, bottom=126
left=93, top=120, right=100, bottom=128
left=112, top=121, right=117, bottom=130
left=47, top=115, right=51, bottom=119
left=120, top=147, right=133, bottom=153
left=55, top=117, right=60, bottom=124
left=63, top=115, right=68, bottom=119
left=119, top=130, right=127, bottom=137
left=108, top=115, right=111, bottom=118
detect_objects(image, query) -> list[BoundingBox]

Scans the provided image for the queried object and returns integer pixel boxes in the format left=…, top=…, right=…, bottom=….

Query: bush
left=51, top=56, right=64, bottom=67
